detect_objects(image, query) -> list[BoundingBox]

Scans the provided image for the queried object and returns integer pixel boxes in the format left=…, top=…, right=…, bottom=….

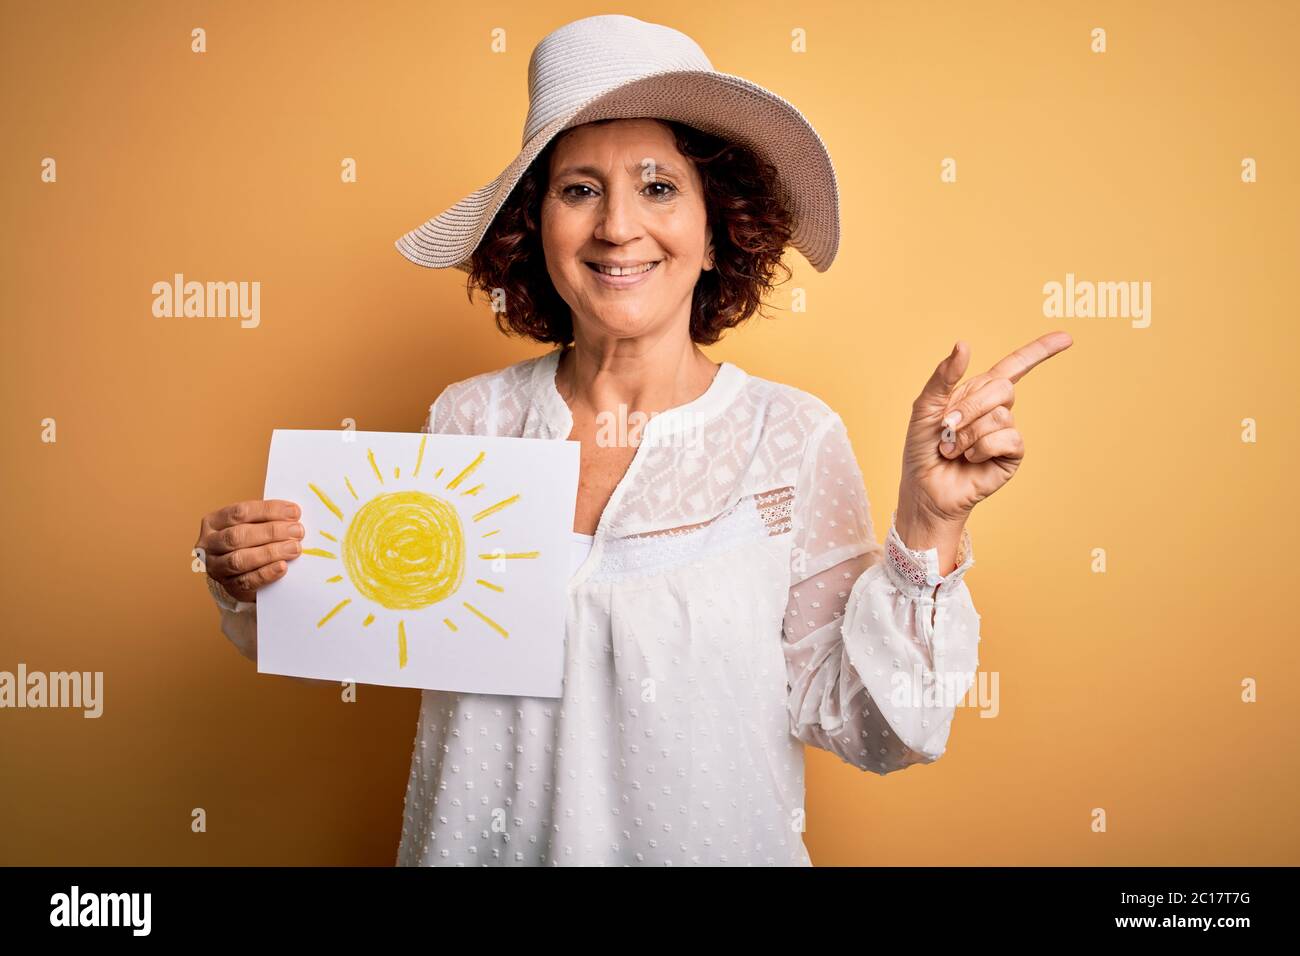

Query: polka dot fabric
left=209, top=348, right=980, bottom=866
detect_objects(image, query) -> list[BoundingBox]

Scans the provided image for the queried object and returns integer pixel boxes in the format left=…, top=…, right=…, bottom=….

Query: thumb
left=918, top=340, right=969, bottom=406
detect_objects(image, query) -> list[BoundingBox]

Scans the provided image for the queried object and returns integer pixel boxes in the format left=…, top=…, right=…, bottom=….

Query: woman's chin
left=583, top=311, right=659, bottom=337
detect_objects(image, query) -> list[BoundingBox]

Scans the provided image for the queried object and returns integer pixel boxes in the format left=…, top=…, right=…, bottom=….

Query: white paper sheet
left=257, top=429, right=580, bottom=697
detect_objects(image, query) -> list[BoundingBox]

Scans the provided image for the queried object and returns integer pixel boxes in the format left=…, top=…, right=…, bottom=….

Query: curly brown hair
left=464, top=118, right=795, bottom=346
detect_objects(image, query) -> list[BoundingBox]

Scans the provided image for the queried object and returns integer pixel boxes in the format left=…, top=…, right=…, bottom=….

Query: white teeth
left=592, top=262, right=657, bottom=276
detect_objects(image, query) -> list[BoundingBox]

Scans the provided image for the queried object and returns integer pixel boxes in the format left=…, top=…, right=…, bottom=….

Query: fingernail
left=942, top=410, right=962, bottom=428
left=290, top=523, right=304, bottom=537
left=290, top=505, right=301, bottom=518
left=287, top=541, right=301, bottom=555
left=940, top=441, right=956, bottom=456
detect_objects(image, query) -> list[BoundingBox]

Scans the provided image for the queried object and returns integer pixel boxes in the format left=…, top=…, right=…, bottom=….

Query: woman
left=196, top=14, right=1070, bottom=865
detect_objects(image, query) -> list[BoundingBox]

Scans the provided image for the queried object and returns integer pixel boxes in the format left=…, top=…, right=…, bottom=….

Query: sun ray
left=398, top=620, right=408, bottom=668
left=463, top=601, right=508, bottom=639
left=434, top=467, right=444, bottom=478
left=345, top=477, right=359, bottom=500
left=447, top=451, right=485, bottom=490
left=303, top=548, right=337, bottom=559
left=317, top=598, right=351, bottom=628
left=443, top=618, right=458, bottom=632
left=367, top=449, right=385, bottom=485
left=472, top=494, right=520, bottom=522
left=476, top=578, right=504, bottom=592
left=413, top=435, right=427, bottom=477
left=394, top=466, right=400, bottom=479
left=320, top=531, right=337, bottom=542
left=460, top=484, right=484, bottom=496
left=308, top=482, right=344, bottom=521
left=481, top=530, right=500, bottom=538
left=326, top=575, right=342, bottom=583
left=477, top=551, right=538, bottom=559
left=363, top=613, right=375, bottom=627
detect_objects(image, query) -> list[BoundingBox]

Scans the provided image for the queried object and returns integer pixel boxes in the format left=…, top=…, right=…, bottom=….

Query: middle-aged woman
left=196, top=15, right=1071, bottom=865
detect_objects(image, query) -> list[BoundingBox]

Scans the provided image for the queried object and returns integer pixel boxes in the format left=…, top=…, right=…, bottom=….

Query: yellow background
left=2, top=0, right=1296, bottom=865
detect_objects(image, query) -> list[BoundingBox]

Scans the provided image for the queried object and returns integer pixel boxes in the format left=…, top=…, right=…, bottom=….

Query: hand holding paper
left=256, top=430, right=580, bottom=698
left=197, top=499, right=305, bottom=603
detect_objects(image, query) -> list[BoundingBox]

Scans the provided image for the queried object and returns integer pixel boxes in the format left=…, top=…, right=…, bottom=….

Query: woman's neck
left=555, top=336, right=719, bottom=421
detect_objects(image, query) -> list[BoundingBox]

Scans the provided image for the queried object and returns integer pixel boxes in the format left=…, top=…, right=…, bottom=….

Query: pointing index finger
left=987, top=331, right=1074, bottom=384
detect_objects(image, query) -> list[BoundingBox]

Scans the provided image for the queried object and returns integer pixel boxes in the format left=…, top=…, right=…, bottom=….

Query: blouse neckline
left=531, top=346, right=746, bottom=441
left=531, top=345, right=748, bottom=584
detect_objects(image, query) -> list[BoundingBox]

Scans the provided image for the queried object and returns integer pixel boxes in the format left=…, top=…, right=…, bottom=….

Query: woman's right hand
left=196, top=499, right=305, bottom=604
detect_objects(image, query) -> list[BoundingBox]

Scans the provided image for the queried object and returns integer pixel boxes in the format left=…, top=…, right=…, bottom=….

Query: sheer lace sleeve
left=781, top=413, right=980, bottom=775
left=207, top=573, right=258, bottom=662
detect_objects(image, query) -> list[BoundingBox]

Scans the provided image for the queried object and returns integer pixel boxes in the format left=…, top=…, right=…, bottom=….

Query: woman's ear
left=703, top=240, right=715, bottom=271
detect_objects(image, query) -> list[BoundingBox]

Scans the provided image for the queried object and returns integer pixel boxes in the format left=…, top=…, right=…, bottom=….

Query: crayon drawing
left=303, top=437, right=541, bottom=669
left=258, top=430, right=580, bottom=697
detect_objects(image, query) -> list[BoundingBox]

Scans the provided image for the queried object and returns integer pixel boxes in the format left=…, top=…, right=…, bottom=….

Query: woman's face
left=540, top=118, right=713, bottom=344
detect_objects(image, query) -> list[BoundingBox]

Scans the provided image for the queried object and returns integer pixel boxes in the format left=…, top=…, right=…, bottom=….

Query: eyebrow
left=551, top=160, right=685, bottom=181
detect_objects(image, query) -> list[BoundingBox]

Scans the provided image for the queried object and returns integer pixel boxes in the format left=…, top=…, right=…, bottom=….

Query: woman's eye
left=558, top=182, right=676, bottom=201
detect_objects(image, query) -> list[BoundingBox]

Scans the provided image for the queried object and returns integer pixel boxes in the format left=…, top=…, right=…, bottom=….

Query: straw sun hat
left=394, top=13, right=840, bottom=274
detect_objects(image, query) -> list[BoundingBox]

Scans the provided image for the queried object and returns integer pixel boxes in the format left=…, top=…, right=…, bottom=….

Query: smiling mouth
left=585, top=261, right=661, bottom=276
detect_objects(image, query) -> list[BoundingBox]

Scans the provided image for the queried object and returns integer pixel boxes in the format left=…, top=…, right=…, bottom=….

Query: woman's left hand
left=897, top=331, right=1074, bottom=541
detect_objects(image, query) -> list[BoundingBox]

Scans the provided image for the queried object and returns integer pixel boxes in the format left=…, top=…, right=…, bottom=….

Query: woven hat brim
left=394, top=70, right=840, bottom=274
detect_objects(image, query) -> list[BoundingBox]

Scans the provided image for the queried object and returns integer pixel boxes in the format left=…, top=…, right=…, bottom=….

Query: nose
left=592, top=182, right=642, bottom=246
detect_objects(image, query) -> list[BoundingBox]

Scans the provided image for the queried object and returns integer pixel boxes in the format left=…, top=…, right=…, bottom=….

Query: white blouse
left=209, top=347, right=980, bottom=866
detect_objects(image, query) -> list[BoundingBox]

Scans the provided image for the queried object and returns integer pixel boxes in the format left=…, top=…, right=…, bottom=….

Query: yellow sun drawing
left=300, top=436, right=540, bottom=669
